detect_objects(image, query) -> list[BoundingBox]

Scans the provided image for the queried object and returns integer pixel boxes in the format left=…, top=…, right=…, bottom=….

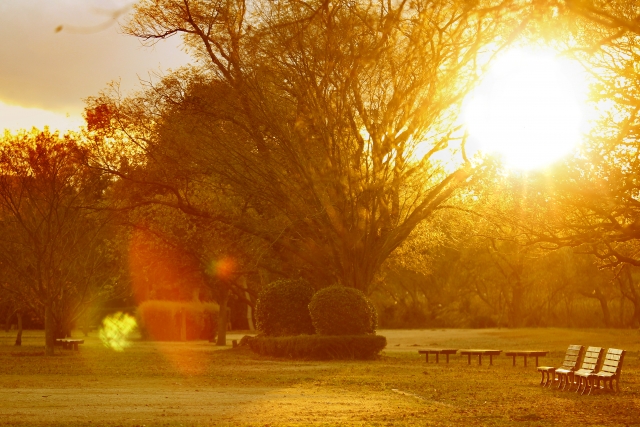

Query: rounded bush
left=255, top=279, right=315, bottom=336
left=308, top=285, right=377, bottom=335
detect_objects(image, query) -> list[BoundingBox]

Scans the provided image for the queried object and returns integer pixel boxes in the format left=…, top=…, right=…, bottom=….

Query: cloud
left=0, top=0, right=190, bottom=116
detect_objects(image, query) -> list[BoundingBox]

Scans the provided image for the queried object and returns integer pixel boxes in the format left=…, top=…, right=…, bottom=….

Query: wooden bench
left=459, top=349, right=502, bottom=365
left=418, top=349, right=458, bottom=363
left=505, top=350, right=549, bottom=367
left=582, top=348, right=626, bottom=395
left=560, top=346, right=603, bottom=392
left=55, top=338, right=84, bottom=351
left=536, top=344, right=583, bottom=387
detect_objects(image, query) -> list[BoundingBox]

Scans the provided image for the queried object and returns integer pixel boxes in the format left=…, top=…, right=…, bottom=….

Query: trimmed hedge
left=308, top=285, right=377, bottom=335
left=254, top=279, right=315, bottom=336
left=136, top=300, right=219, bottom=341
left=246, top=334, right=387, bottom=360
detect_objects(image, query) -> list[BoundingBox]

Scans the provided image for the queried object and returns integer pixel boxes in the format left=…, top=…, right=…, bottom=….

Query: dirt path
left=0, top=377, right=426, bottom=426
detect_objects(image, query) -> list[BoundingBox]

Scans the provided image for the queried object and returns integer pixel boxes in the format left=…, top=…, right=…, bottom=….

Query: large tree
left=0, top=130, right=120, bottom=355
left=86, top=0, right=539, bottom=292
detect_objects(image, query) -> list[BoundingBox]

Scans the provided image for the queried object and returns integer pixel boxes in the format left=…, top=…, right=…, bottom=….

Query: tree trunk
left=14, top=311, right=22, bottom=346
left=508, top=281, right=524, bottom=328
left=216, top=286, right=230, bottom=346
left=179, top=309, right=187, bottom=341
left=630, top=298, right=640, bottom=328
left=44, top=303, right=55, bottom=356
left=595, top=291, right=611, bottom=327
left=239, top=276, right=255, bottom=331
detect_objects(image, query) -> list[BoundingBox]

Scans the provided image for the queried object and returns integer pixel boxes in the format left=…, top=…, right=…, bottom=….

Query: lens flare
left=210, top=257, right=236, bottom=280
left=99, top=312, right=137, bottom=352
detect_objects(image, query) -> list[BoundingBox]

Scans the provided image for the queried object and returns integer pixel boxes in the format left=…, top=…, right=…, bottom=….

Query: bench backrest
left=579, top=346, right=603, bottom=371
left=600, top=348, right=625, bottom=376
left=560, top=344, right=584, bottom=370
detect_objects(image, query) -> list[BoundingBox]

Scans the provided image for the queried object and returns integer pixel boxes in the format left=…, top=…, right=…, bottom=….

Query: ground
left=1, top=328, right=639, bottom=426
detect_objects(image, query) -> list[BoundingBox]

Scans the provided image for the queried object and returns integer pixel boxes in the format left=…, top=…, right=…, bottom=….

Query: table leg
left=512, top=355, right=516, bottom=366
left=489, top=355, right=493, bottom=365
left=479, top=354, right=482, bottom=365
left=446, top=354, right=450, bottom=363
left=425, top=353, right=429, bottom=363
left=535, top=356, right=539, bottom=367
left=436, top=353, right=439, bottom=363
left=467, top=354, right=471, bottom=365
left=524, top=355, right=527, bottom=367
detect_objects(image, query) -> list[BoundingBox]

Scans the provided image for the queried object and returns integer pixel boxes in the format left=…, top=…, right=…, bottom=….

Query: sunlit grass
left=0, top=328, right=639, bottom=426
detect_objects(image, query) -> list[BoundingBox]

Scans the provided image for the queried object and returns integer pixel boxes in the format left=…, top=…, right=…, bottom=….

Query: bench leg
left=547, top=370, right=556, bottom=387
left=565, top=373, right=574, bottom=392
left=436, top=353, right=439, bottom=363
left=523, top=355, right=527, bottom=367
left=73, top=343, right=79, bottom=351
left=512, top=356, right=516, bottom=367
left=586, top=377, right=595, bottom=396
left=467, top=354, right=471, bottom=365
left=539, top=371, right=545, bottom=386
left=478, top=354, right=482, bottom=365
left=535, top=356, right=539, bottom=367
left=489, top=355, right=493, bottom=366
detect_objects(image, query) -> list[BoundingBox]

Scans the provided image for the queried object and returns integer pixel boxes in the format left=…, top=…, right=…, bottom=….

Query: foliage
left=246, top=334, right=387, bottom=360
left=309, top=286, right=377, bottom=336
left=136, top=300, right=219, bottom=341
left=254, top=279, right=315, bottom=336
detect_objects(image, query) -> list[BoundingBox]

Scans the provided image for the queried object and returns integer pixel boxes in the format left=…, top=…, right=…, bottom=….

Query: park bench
left=579, top=348, right=626, bottom=395
left=536, top=344, right=583, bottom=387
left=504, top=350, right=548, bottom=367
left=559, top=346, right=603, bottom=391
left=418, top=349, right=458, bottom=363
left=55, top=338, right=84, bottom=351
left=459, top=349, right=502, bottom=365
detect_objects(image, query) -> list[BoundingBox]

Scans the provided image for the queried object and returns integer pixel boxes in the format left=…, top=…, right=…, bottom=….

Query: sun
left=464, top=48, right=589, bottom=170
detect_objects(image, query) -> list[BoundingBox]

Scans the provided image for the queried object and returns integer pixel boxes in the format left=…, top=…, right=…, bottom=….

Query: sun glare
left=99, top=312, right=137, bottom=352
left=464, top=48, right=589, bottom=170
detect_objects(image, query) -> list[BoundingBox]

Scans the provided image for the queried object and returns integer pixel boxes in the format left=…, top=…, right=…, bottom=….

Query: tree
left=86, top=0, right=538, bottom=293
left=124, top=202, right=260, bottom=345
left=0, top=129, right=121, bottom=355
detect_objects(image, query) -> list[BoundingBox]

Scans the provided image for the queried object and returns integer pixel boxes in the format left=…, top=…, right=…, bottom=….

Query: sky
left=0, top=0, right=191, bottom=133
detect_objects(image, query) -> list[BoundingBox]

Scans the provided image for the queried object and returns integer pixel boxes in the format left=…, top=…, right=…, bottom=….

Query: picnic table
left=418, top=349, right=458, bottom=363
left=459, top=349, right=502, bottom=365
left=55, top=338, right=84, bottom=351
left=504, top=350, right=549, bottom=367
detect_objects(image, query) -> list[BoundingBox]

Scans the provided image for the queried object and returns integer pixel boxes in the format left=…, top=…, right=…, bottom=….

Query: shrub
left=247, top=334, right=387, bottom=360
left=136, top=300, right=219, bottom=341
left=254, top=279, right=315, bottom=336
left=309, top=285, right=377, bottom=335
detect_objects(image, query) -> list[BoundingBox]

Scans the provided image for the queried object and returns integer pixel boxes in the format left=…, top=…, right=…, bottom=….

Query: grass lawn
left=1, top=328, right=639, bottom=426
